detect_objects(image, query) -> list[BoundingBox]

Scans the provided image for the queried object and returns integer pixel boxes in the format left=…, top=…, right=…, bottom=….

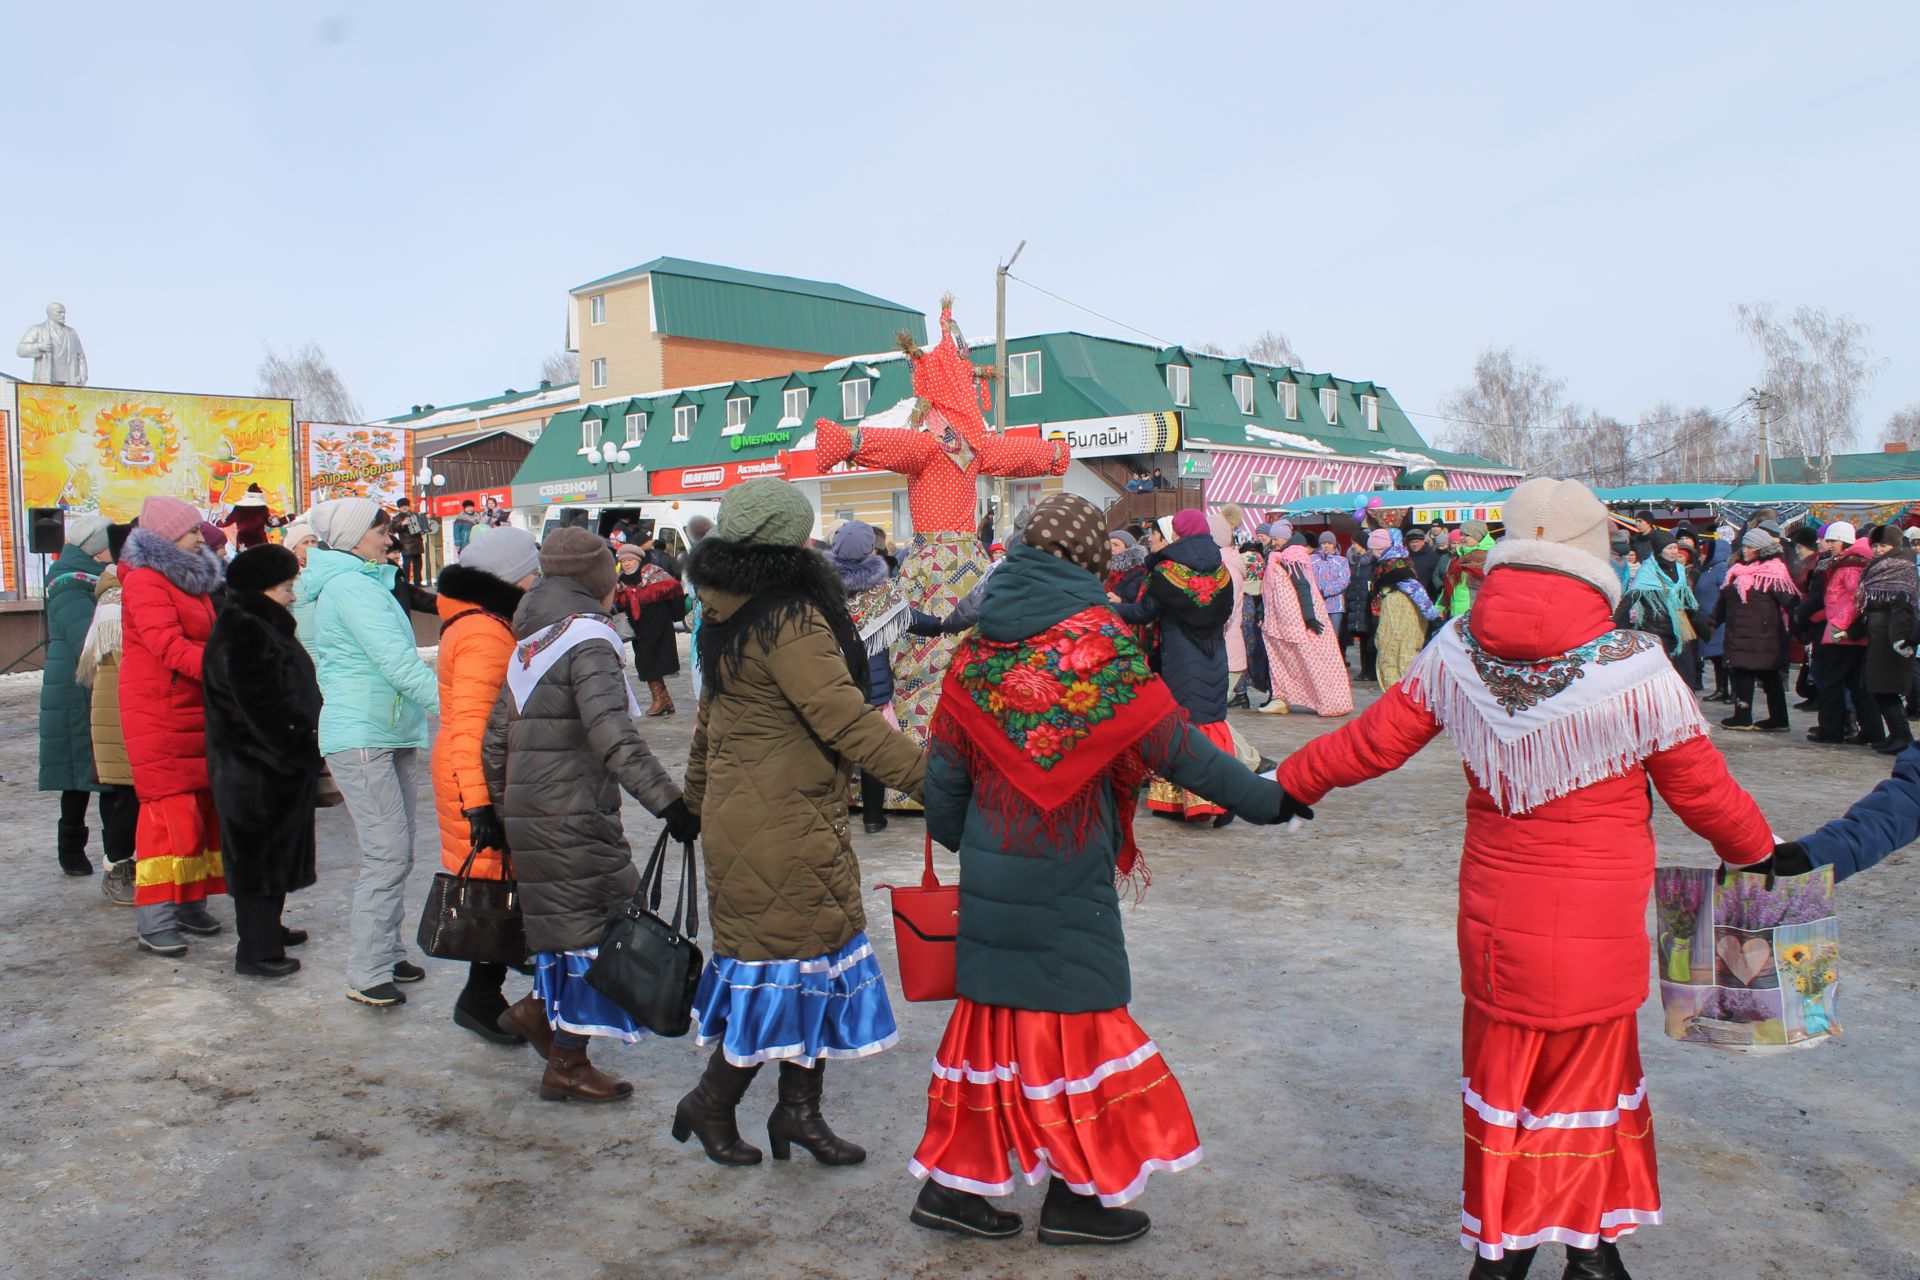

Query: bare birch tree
left=1244, top=329, right=1302, bottom=369
left=540, top=349, right=579, bottom=386
left=257, top=342, right=364, bottom=424
left=1437, top=347, right=1566, bottom=474
left=1637, top=403, right=1753, bottom=484
left=1735, top=303, right=1882, bottom=481
left=1880, top=405, right=1920, bottom=448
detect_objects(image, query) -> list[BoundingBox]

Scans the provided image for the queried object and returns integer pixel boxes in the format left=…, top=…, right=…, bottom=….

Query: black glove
left=662, top=798, right=701, bottom=845
left=1725, top=841, right=1813, bottom=881
left=1277, top=787, right=1314, bottom=824
left=463, top=805, right=506, bottom=855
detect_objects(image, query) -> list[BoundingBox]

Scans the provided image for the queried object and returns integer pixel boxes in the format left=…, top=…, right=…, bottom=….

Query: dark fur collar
left=223, top=586, right=297, bottom=636
left=122, top=528, right=223, bottom=596
left=435, top=563, right=525, bottom=621
left=689, top=538, right=846, bottom=613
left=831, top=552, right=891, bottom=594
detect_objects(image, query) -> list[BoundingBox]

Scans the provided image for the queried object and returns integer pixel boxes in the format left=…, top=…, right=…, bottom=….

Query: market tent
left=1273, top=488, right=1512, bottom=516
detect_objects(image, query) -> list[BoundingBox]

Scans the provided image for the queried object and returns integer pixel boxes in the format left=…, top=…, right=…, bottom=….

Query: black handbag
left=416, top=844, right=527, bottom=964
left=585, top=829, right=703, bottom=1036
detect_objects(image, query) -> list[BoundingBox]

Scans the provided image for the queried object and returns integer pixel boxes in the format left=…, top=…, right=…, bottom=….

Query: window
left=783, top=386, right=810, bottom=421
left=623, top=411, right=645, bottom=446
left=1279, top=382, right=1298, bottom=420
left=591, top=357, right=607, bottom=389
left=1166, top=364, right=1190, bottom=406
left=1319, top=387, right=1338, bottom=425
left=723, top=396, right=750, bottom=435
left=1362, top=394, right=1379, bottom=432
left=1232, top=374, right=1255, bottom=415
left=842, top=378, right=871, bottom=420
left=580, top=417, right=602, bottom=454
left=1008, top=351, right=1042, bottom=397
left=589, top=294, right=605, bottom=325
left=673, top=404, right=696, bottom=441
left=1300, top=475, right=1341, bottom=498
left=1251, top=472, right=1282, bottom=497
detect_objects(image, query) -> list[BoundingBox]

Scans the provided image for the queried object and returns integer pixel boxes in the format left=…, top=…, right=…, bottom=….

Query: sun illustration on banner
left=93, top=401, right=182, bottom=476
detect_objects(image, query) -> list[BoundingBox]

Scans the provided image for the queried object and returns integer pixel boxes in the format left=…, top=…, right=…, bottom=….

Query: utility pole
left=994, top=240, right=1025, bottom=432
left=1750, top=388, right=1772, bottom=485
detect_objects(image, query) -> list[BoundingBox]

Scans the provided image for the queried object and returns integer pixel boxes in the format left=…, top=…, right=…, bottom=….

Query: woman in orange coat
left=430, top=527, right=541, bottom=1044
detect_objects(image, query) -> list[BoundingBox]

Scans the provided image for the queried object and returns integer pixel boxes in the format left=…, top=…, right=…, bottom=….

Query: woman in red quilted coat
left=1279, top=478, right=1774, bottom=1280
left=119, top=496, right=227, bottom=957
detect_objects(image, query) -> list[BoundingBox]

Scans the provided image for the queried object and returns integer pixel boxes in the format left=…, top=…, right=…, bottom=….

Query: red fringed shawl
left=930, top=605, right=1179, bottom=881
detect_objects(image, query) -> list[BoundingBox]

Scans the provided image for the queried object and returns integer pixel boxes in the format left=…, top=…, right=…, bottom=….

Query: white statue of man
left=17, top=303, right=88, bottom=386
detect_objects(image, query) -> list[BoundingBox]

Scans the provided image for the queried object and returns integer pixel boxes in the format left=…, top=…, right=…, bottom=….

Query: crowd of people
left=30, top=474, right=1920, bottom=1274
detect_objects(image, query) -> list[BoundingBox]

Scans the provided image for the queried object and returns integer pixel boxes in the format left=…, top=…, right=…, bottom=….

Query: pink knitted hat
left=139, top=495, right=201, bottom=542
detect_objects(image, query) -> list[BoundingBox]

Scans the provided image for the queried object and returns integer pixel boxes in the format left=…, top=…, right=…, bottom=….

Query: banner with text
left=302, top=422, right=412, bottom=506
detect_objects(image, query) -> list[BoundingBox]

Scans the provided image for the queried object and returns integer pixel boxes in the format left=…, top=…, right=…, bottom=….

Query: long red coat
left=119, top=536, right=219, bottom=801
left=1281, top=566, right=1773, bottom=1031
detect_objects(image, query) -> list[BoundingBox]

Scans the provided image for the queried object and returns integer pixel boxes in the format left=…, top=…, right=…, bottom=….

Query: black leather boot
left=910, top=1180, right=1023, bottom=1239
left=1468, top=1247, right=1536, bottom=1277
left=57, top=820, right=93, bottom=876
left=767, top=1060, right=865, bottom=1164
left=859, top=773, right=888, bottom=834
left=671, top=1044, right=764, bottom=1165
left=1597, top=1241, right=1632, bottom=1279
left=1561, top=1245, right=1612, bottom=1279
left=1035, top=1177, right=1150, bottom=1246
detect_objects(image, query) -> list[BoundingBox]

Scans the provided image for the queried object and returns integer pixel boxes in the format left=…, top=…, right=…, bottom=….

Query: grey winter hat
left=1110, top=530, right=1139, bottom=549
left=539, top=526, right=617, bottom=599
left=829, top=520, right=878, bottom=564
left=308, top=497, right=383, bottom=553
left=1742, top=528, right=1778, bottom=552
left=459, top=525, right=540, bottom=584
left=717, top=477, right=814, bottom=547
left=65, top=513, right=110, bottom=555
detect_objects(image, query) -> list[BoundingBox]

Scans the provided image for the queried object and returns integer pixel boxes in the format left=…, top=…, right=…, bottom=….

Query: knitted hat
left=540, top=526, right=617, bottom=599
left=200, top=522, right=227, bottom=553
left=281, top=521, right=318, bottom=552
left=65, top=513, right=110, bottom=555
left=1366, top=528, right=1393, bottom=554
left=1406, top=527, right=1428, bottom=542
left=1024, top=494, right=1109, bottom=578
left=687, top=514, right=714, bottom=542
left=138, top=495, right=201, bottom=542
left=308, top=497, right=384, bottom=552
left=1742, top=528, right=1778, bottom=552
left=1263, top=519, right=1293, bottom=542
left=1171, top=509, right=1210, bottom=540
left=717, top=477, right=814, bottom=547
left=829, top=520, right=878, bottom=564
left=1905, top=526, right=1920, bottom=542
left=1486, top=476, right=1619, bottom=606
left=1823, top=521, right=1856, bottom=544
left=1460, top=520, right=1490, bottom=545
left=1317, top=530, right=1339, bottom=548
left=1110, top=530, right=1139, bottom=549
left=459, top=525, right=540, bottom=584
left=226, top=544, right=300, bottom=593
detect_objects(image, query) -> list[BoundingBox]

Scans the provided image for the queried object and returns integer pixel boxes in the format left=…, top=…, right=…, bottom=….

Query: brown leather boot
left=496, top=993, right=555, bottom=1060
left=646, top=678, right=675, bottom=717
left=539, top=1042, right=633, bottom=1102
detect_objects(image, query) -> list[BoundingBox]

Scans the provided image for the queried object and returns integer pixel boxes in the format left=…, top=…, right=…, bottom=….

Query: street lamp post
left=592, top=440, right=634, bottom=502
left=415, top=460, right=445, bottom=575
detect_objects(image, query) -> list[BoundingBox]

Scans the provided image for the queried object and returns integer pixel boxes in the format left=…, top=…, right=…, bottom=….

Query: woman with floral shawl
left=1616, top=530, right=1700, bottom=674
left=1261, top=540, right=1355, bottom=716
left=1371, top=538, right=1444, bottom=686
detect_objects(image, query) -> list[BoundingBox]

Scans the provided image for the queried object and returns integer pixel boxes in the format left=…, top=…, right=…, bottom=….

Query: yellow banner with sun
left=15, top=384, right=295, bottom=523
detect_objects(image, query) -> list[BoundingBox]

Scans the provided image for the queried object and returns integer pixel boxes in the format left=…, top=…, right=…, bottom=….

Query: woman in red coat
left=1279, top=478, right=1774, bottom=1280
left=120, top=496, right=227, bottom=956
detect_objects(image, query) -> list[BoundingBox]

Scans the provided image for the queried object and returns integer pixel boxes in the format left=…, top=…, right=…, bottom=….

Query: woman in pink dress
left=1261, top=541, right=1354, bottom=717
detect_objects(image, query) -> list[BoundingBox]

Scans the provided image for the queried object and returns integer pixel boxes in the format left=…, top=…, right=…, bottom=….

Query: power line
left=1004, top=273, right=1174, bottom=347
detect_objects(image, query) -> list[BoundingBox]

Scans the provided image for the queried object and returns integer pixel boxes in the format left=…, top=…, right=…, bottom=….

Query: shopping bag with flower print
left=1653, top=864, right=1840, bottom=1053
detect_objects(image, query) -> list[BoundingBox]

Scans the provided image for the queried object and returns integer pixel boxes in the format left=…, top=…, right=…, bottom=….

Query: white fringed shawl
left=1404, top=616, right=1707, bottom=815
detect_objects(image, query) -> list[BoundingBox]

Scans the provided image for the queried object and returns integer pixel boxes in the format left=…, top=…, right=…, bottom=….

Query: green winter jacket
left=38, top=543, right=105, bottom=792
left=298, top=547, right=439, bottom=756
left=924, top=546, right=1282, bottom=1014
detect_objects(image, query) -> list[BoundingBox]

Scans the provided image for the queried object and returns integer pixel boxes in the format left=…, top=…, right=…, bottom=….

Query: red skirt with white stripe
left=1461, top=1008, right=1662, bottom=1259
left=1146, top=719, right=1236, bottom=819
left=909, top=999, right=1201, bottom=1206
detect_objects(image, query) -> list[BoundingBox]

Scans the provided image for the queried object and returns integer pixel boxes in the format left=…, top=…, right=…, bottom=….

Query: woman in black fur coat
left=202, top=545, right=323, bottom=978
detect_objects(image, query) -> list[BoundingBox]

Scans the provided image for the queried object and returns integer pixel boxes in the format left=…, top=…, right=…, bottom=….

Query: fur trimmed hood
left=689, top=538, right=846, bottom=616
left=1486, top=537, right=1621, bottom=609
left=830, top=551, right=891, bottom=595
left=688, top=537, right=863, bottom=697
left=1108, top=545, right=1148, bottom=578
left=435, top=562, right=526, bottom=621
left=120, top=527, right=224, bottom=596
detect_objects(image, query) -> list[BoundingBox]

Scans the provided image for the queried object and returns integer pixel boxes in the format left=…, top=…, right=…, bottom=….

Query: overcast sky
left=7, top=2, right=1916, bottom=448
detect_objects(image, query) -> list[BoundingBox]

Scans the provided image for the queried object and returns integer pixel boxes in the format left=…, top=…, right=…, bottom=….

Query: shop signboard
left=1040, top=411, right=1180, bottom=458
left=650, top=457, right=787, bottom=496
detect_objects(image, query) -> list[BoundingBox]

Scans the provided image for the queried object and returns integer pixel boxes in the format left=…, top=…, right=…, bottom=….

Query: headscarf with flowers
left=1142, top=530, right=1235, bottom=657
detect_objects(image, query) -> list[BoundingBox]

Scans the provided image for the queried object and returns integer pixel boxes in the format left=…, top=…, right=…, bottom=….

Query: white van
left=537, top=500, right=720, bottom=566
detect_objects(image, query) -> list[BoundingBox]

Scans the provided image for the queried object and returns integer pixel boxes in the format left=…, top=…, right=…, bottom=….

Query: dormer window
left=1319, top=387, right=1338, bottom=425
left=1279, top=381, right=1299, bottom=420
left=723, top=396, right=751, bottom=437
left=1166, top=363, right=1190, bottom=407
left=842, top=378, right=871, bottom=420
left=673, top=404, right=696, bottom=441
left=581, top=417, right=602, bottom=454
left=1232, top=374, right=1255, bottom=415
left=783, top=386, right=810, bottom=421
left=1362, top=394, right=1379, bottom=432
left=623, top=411, right=645, bottom=446
left=1008, top=351, right=1042, bottom=396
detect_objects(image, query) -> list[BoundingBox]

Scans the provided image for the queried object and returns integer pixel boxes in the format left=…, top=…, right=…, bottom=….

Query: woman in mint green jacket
left=300, top=499, right=440, bottom=1008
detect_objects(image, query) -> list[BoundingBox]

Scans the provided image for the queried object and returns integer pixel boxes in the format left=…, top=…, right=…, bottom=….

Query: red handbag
left=876, top=834, right=959, bottom=1002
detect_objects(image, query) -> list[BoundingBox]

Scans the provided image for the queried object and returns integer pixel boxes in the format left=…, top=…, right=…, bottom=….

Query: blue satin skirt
left=533, top=949, right=647, bottom=1043
left=691, top=932, right=899, bottom=1068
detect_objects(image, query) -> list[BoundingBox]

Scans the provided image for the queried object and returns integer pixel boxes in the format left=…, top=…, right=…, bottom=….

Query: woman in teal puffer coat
left=907, top=494, right=1303, bottom=1248
left=39, top=514, right=117, bottom=876
left=298, top=498, right=440, bottom=1008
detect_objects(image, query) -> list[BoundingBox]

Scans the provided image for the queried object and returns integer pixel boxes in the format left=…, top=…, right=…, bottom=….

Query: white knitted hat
left=1486, top=476, right=1621, bottom=606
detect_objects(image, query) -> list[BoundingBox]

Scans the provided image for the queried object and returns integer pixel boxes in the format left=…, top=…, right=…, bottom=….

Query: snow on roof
left=1373, top=447, right=1438, bottom=468
left=1245, top=424, right=1336, bottom=454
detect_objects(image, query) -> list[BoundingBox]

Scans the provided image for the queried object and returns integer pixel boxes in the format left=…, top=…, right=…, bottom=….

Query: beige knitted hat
left=1486, top=476, right=1620, bottom=606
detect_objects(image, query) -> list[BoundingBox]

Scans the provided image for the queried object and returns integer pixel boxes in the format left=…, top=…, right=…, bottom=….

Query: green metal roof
left=568, top=257, right=927, bottom=355
left=382, top=382, right=576, bottom=424
left=1768, top=451, right=1920, bottom=483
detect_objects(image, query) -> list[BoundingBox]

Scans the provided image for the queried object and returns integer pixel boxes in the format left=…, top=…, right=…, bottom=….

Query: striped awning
left=1203, top=450, right=1396, bottom=510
